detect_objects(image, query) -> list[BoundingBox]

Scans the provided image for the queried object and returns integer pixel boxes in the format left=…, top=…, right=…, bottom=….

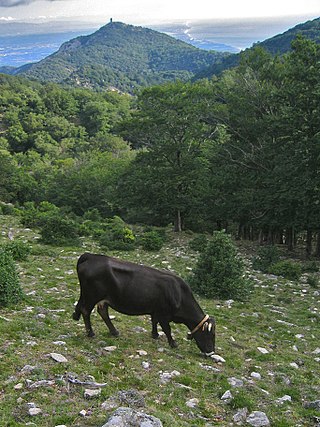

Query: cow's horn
left=208, top=323, right=212, bottom=332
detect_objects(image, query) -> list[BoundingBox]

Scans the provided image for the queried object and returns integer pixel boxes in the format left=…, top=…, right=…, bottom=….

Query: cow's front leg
left=151, top=314, right=159, bottom=339
left=82, top=307, right=95, bottom=337
left=159, top=318, right=178, bottom=348
left=97, top=302, right=119, bottom=337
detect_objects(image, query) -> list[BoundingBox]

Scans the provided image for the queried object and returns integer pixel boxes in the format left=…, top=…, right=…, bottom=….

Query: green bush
left=189, top=230, right=253, bottom=301
left=307, top=274, right=319, bottom=288
left=302, top=260, right=319, bottom=273
left=188, top=234, right=209, bottom=252
left=270, top=260, right=302, bottom=281
left=2, top=240, right=31, bottom=261
left=20, top=201, right=60, bottom=228
left=140, top=230, right=165, bottom=251
left=252, top=245, right=280, bottom=273
left=0, top=249, right=23, bottom=306
left=39, top=215, right=80, bottom=246
left=98, top=216, right=135, bottom=251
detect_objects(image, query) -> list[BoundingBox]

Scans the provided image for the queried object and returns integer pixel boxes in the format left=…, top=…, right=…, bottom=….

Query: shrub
left=252, top=245, right=280, bottom=273
left=188, top=234, right=209, bottom=252
left=98, top=216, right=135, bottom=251
left=140, top=230, right=165, bottom=251
left=3, top=240, right=31, bottom=261
left=39, top=215, right=80, bottom=246
left=307, top=274, right=319, bottom=288
left=270, top=260, right=302, bottom=281
left=0, top=249, right=23, bottom=306
left=20, top=201, right=60, bottom=228
left=302, top=260, right=319, bottom=273
left=189, top=230, right=253, bottom=301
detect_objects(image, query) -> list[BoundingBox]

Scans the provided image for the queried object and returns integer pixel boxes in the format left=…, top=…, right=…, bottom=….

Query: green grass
left=0, top=215, right=320, bottom=426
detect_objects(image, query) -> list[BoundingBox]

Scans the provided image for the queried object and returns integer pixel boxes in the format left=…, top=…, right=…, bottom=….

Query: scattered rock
left=133, top=326, right=148, bottom=333
left=257, top=347, right=269, bottom=355
left=137, top=349, right=148, bottom=356
left=246, top=411, right=270, bottom=426
left=102, top=407, right=163, bottom=427
left=79, top=409, right=88, bottom=417
left=186, top=398, right=199, bottom=408
left=103, top=346, right=117, bottom=352
left=228, top=377, right=244, bottom=388
left=276, top=395, right=292, bottom=405
left=233, top=407, right=248, bottom=424
left=159, top=370, right=180, bottom=383
left=289, top=362, right=299, bottom=369
left=312, top=348, right=320, bottom=355
left=304, top=400, right=320, bottom=410
left=210, top=354, right=226, bottom=363
left=28, top=407, right=42, bottom=416
left=250, top=372, right=261, bottom=380
left=21, top=365, right=36, bottom=374
left=14, top=383, right=23, bottom=390
left=50, top=353, right=68, bottom=363
left=199, top=363, right=220, bottom=372
left=142, top=361, right=150, bottom=370
left=84, top=388, right=101, bottom=399
left=117, top=389, right=145, bottom=408
left=221, top=390, right=233, bottom=401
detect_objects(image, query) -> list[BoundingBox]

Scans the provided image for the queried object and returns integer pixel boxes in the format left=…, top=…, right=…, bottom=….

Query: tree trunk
left=286, top=227, right=294, bottom=251
left=306, top=228, right=313, bottom=258
left=174, top=209, right=182, bottom=232
left=315, top=231, right=320, bottom=258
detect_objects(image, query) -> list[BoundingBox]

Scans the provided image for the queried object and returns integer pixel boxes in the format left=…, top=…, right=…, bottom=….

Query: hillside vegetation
left=14, top=21, right=226, bottom=92
left=196, top=16, right=320, bottom=79
left=0, top=214, right=319, bottom=426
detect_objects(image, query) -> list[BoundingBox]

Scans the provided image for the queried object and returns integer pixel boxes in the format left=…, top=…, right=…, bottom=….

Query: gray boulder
left=102, top=407, right=163, bottom=427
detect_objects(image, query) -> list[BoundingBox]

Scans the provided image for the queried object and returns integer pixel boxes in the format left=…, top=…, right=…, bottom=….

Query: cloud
left=0, top=0, right=63, bottom=6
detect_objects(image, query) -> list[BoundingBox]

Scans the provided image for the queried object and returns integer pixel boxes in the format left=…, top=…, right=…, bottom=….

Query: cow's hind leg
left=151, top=314, right=159, bottom=340
left=97, top=302, right=119, bottom=337
left=81, top=303, right=95, bottom=337
left=159, top=318, right=178, bottom=348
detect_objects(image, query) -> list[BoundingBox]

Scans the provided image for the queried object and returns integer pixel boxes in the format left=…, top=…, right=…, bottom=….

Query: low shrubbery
left=188, top=234, right=209, bottom=252
left=140, top=229, right=166, bottom=251
left=39, top=216, right=80, bottom=246
left=98, top=216, right=136, bottom=251
left=2, top=240, right=31, bottom=261
left=271, top=260, right=302, bottom=280
left=189, top=230, right=253, bottom=301
left=0, top=248, right=23, bottom=306
left=252, top=245, right=280, bottom=273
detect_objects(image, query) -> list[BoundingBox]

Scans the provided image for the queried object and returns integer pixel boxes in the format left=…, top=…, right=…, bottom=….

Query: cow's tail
left=72, top=253, right=90, bottom=321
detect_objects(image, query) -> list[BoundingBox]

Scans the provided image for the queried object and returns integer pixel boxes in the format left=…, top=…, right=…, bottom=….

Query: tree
left=121, top=81, right=219, bottom=231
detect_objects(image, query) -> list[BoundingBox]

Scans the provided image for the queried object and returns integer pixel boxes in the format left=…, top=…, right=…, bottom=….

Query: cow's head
left=187, top=316, right=216, bottom=356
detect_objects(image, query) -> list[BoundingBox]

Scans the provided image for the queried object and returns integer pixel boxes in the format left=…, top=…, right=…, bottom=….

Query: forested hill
left=13, top=21, right=226, bottom=93
left=196, top=16, right=320, bottom=79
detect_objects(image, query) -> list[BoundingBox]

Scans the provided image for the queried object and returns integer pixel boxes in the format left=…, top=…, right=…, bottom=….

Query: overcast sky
left=1, top=0, right=320, bottom=24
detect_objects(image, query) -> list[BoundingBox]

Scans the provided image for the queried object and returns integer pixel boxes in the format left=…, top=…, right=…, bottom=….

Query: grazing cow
left=72, top=253, right=215, bottom=355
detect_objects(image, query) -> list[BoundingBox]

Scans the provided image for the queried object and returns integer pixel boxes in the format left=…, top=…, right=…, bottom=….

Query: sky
left=0, top=0, right=320, bottom=24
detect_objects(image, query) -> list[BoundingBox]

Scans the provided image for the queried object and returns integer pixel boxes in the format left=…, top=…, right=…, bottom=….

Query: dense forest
left=1, top=35, right=319, bottom=256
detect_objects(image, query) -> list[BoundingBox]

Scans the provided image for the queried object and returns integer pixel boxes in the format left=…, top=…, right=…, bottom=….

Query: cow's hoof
left=152, top=333, right=160, bottom=340
left=87, top=331, right=95, bottom=338
left=169, top=340, right=178, bottom=348
left=110, top=330, right=119, bottom=337
left=72, top=311, right=81, bottom=321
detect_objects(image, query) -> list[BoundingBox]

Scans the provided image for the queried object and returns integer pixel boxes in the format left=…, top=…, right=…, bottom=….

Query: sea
left=0, top=15, right=316, bottom=68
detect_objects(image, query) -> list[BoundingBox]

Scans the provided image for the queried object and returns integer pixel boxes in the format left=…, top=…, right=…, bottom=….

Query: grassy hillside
left=0, top=214, right=319, bottom=426
left=15, top=21, right=226, bottom=93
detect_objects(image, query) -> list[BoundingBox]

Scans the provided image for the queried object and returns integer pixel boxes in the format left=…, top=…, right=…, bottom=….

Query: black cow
left=72, top=253, right=215, bottom=355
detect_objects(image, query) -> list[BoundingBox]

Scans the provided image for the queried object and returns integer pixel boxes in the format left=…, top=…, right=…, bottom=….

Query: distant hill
left=195, top=16, right=320, bottom=79
left=13, top=21, right=227, bottom=92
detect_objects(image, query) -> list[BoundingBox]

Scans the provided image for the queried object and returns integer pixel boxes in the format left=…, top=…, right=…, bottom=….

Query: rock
left=137, top=350, right=148, bottom=356
left=159, top=370, right=180, bottom=383
left=276, top=395, right=292, bottom=404
left=257, top=347, right=269, bottom=354
left=304, top=400, right=320, bottom=410
left=246, top=411, right=270, bottom=426
left=186, top=398, right=199, bottom=408
left=117, top=389, right=145, bottom=408
left=199, top=363, right=220, bottom=372
left=312, top=348, right=320, bottom=355
left=50, top=353, right=68, bottom=363
left=233, top=407, right=248, bottom=423
left=250, top=372, right=261, bottom=380
left=14, top=383, right=23, bottom=390
left=221, top=390, right=233, bottom=401
left=21, top=365, right=36, bottom=374
left=103, top=346, right=117, bottom=352
left=289, top=362, right=299, bottom=369
left=102, top=407, right=163, bottom=427
left=84, top=388, right=101, bottom=399
left=228, top=377, right=244, bottom=388
left=210, top=354, right=226, bottom=363
left=29, top=407, right=42, bottom=416
left=79, top=409, right=87, bottom=417
left=142, top=361, right=150, bottom=369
